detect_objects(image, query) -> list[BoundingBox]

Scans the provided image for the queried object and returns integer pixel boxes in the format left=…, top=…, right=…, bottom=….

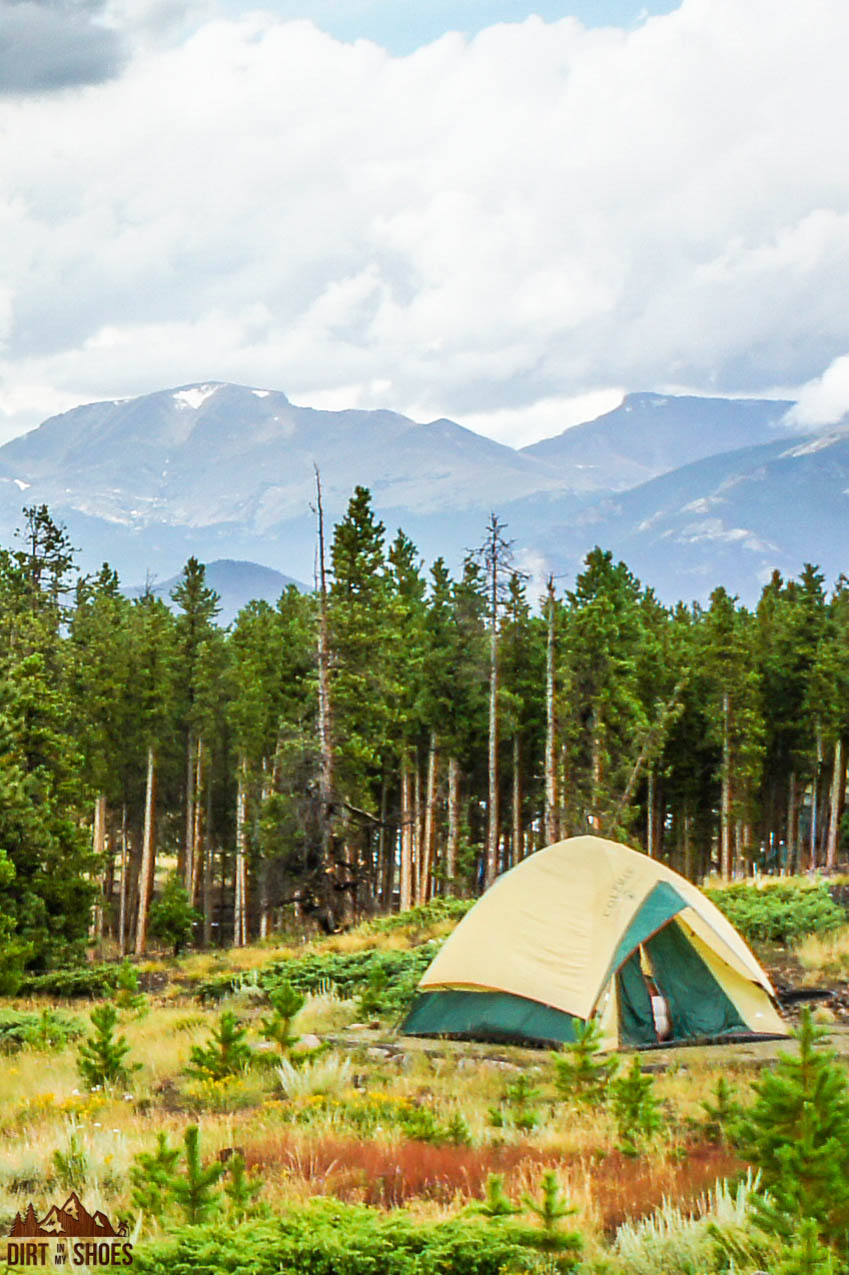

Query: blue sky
left=236, top=2, right=679, bottom=54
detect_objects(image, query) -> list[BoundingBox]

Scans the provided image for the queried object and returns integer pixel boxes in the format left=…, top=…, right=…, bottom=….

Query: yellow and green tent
left=401, top=835, right=787, bottom=1048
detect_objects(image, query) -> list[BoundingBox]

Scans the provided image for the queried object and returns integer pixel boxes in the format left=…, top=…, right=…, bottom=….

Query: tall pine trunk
left=91, top=793, right=107, bottom=948
left=512, top=734, right=522, bottom=865
left=399, top=754, right=413, bottom=911
left=485, top=553, right=499, bottom=889
left=720, top=690, right=732, bottom=880
left=419, top=733, right=439, bottom=904
left=315, top=467, right=334, bottom=873
left=811, top=719, right=823, bottom=868
left=234, top=759, right=249, bottom=947
left=118, top=804, right=128, bottom=957
left=135, top=746, right=157, bottom=955
left=826, top=736, right=845, bottom=872
left=544, top=577, right=559, bottom=844
left=183, top=733, right=195, bottom=892
left=190, top=737, right=204, bottom=905
left=446, top=755, right=460, bottom=896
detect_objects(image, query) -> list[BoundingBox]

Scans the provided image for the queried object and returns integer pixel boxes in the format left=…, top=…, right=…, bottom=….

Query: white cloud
left=786, top=355, right=849, bottom=428
left=2, top=0, right=849, bottom=445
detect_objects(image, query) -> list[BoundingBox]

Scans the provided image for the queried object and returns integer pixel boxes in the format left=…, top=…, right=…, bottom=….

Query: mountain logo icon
left=8, top=1192, right=129, bottom=1239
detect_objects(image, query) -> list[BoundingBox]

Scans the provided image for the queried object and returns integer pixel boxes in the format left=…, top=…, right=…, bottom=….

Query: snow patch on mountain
left=781, top=431, right=847, bottom=459
left=173, top=385, right=220, bottom=411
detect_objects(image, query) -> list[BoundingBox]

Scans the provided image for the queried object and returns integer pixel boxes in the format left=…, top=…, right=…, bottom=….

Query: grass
left=794, top=923, right=849, bottom=981
left=0, top=900, right=820, bottom=1271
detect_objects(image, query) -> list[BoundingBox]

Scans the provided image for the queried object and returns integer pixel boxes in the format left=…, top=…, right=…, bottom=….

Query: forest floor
left=0, top=910, right=844, bottom=1271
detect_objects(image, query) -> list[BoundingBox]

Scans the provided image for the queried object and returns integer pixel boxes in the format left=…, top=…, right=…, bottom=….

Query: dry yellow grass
left=795, top=923, right=849, bottom=981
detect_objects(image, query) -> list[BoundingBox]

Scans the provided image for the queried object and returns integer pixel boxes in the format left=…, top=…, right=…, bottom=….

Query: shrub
left=0, top=1008, right=82, bottom=1052
left=277, top=1053, right=352, bottom=1099
left=612, top=1172, right=773, bottom=1275
left=132, top=1198, right=536, bottom=1275
left=704, top=880, right=845, bottom=945
left=18, top=964, right=117, bottom=999
left=198, top=944, right=441, bottom=1016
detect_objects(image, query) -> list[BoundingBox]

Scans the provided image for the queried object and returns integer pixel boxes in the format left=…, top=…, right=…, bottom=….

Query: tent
left=401, top=835, right=788, bottom=1049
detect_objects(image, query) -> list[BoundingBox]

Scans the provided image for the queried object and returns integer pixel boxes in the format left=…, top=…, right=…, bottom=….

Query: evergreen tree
left=223, top=1153, right=264, bottom=1221
left=77, top=1002, right=139, bottom=1088
left=170, top=1125, right=225, bottom=1225
left=130, top=1131, right=181, bottom=1221
left=185, top=1010, right=253, bottom=1080
left=148, top=872, right=200, bottom=955
left=610, top=1055, right=662, bottom=1155
left=258, top=981, right=305, bottom=1055
left=551, top=1017, right=618, bottom=1106
left=739, top=1008, right=849, bottom=1243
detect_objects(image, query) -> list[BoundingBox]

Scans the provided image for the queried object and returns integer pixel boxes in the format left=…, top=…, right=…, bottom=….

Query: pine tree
left=475, top=1173, right=521, bottom=1220
left=77, top=1002, right=139, bottom=1088
left=223, top=1153, right=263, bottom=1221
left=170, top=1125, right=224, bottom=1225
left=610, top=1055, right=662, bottom=1155
left=551, top=1017, right=618, bottom=1106
left=739, top=1008, right=849, bottom=1243
left=185, top=1010, right=253, bottom=1080
left=148, top=872, right=200, bottom=956
left=519, top=1170, right=583, bottom=1266
left=777, top=1218, right=839, bottom=1275
left=700, top=1074, right=743, bottom=1143
left=130, top=1131, right=181, bottom=1221
left=258, top=981, right=305, bottom=1055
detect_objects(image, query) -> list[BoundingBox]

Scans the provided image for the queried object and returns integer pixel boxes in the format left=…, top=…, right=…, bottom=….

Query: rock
left=294, top=1033, right=322, bottom=1051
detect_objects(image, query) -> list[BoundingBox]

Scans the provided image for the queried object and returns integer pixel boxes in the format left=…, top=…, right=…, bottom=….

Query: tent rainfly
left=401, top=835, right=788, bottom=1049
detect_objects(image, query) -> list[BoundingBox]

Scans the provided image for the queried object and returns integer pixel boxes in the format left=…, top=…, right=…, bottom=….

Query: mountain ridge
left=0, top=381, right=845, bottom=605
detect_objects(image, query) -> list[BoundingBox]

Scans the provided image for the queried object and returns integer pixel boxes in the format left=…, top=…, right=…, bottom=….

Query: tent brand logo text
left=602, top=867, right=639, bottom=917
left=5, top=1192, right=132, bottom=1266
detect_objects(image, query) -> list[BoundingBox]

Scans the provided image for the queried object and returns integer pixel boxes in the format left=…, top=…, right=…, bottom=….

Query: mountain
left=0, top=381, right=579, bottom=583
left=521, top=392, right=798, bottom=492
left=126, top=558, right=305, bottom=625
left=0, top=379, right=846, bottom=605
left=533, top=425, right=849, bottom=600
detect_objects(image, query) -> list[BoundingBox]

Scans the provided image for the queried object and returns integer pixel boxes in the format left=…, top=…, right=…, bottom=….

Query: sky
left=1, top=0, right=849, bottom=447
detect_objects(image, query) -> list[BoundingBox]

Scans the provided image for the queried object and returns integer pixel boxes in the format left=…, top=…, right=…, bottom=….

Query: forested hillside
left=1, top=491, right=847, bottom=976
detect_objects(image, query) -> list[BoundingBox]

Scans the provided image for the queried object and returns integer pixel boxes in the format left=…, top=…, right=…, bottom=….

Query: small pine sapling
left=610, top=1055, right=662, bottom=1155
left=518, top=1169, right=583, bottom=1268
left=259, top=981, right=305, bottom=1056
left=738, top=1007, right=849, bottom=1244
left=223, top=1153, right=264, bottom=1221
left=445, top=1111, right=473, bottom=1146
left=701, top=1074, right=743, bottom=1144
left=474, top=1173, right=521, bottom=1221
left=185, top=1010, right=253, bottom=1081
left=114, top=960, right=146, bottom=1012
left=776, top=1218, right=838, bottom=1275
left=504, top=1072, right=544, bottom=1131
left=356, top=966, right=389, bottom=1019
left=169, top=1125, right=225, bottom=1225
left=77, top=1002, right=140, bottom=1088
left=551, top=1017, right=618, bottom=1106
left=130, top=1131, right=181, bottom=1222
left=52, top=1129, right=89, bottom=1190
